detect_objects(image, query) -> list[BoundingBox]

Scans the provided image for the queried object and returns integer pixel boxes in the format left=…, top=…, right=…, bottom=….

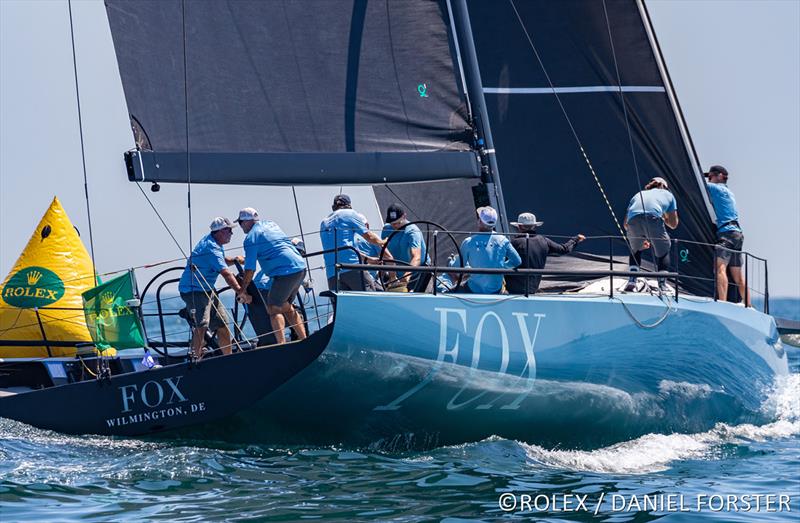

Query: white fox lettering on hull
left=375, top=309, right=543, bottom=411
left=119, top=375, right=188, bottom=413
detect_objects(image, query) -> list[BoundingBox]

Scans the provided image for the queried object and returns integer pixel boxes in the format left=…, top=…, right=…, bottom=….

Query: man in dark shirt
left=505, top=212, right=585, bottom=295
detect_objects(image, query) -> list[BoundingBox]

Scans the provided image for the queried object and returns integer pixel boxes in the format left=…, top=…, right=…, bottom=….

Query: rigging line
left=291, top=186, right=322, bottom=330
left=134, top=182, right=187, bottom=258
left=67, top=0, right=97, bottom=282
left=507, top=0, right=631, bottom=251
left=382, top=184, right=422, bottom=221
left=181, top=0, right=194, bottom=261
left=601, top=0, right=652, bottom=266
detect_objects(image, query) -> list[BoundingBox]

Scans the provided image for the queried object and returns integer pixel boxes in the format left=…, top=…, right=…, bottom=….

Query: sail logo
left=376, top=308, right=543, bottom=412
left=101, top=291, right=115, bottom=305
left=2, top=266, right=65, bottom=308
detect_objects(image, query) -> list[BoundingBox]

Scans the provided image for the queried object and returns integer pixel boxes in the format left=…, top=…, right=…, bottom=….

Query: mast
left=447, top=0, right=510, bottom=232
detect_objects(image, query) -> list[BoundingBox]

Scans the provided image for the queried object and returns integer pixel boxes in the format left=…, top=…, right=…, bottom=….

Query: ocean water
left=0, top=299, right=798, bottom=522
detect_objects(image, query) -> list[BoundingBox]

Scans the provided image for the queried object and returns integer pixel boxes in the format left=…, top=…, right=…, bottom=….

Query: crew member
left=381, top=204, right=430, bottom=292
left=453, top=206, right=521, bottom=294
left=236, top=207, right=307, bottom=344
left=505, top=212, right=585, bottom=294
left=624, top=177, right=679, bottom=292
left=178, top=217, right=245, bottom=359
left=320, top=194, right=386, bottom=291
left=706, top=165, right=749, bottom=306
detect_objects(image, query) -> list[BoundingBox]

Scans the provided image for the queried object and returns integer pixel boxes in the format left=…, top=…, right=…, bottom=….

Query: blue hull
left=179, top=292, right=789, bottom=449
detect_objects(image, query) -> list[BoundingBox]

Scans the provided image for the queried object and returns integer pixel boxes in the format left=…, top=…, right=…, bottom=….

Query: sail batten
left=483, top=86, right=666, bottom=94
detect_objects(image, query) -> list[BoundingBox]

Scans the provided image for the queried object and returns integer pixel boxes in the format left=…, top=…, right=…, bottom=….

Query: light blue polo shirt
left=706, top=182, right=741, bottom=234
left=243, top=220, right=305, bottom=277
left=178, top=234, right=227, bottom=293
left=381, top=223, right=430, bottom=266
left=458, top=233, right=522, bottom=294
left=354, top=235, right=381, bottom=279
left=626, top=188, right=677, bottom=222
left=320, top=209, right=368, bottom=279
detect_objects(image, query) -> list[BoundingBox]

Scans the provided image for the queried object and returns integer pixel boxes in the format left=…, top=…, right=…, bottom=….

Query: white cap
left=209, top=217, right=237, bottom=232
left=477, top=206, right=498, bottom=226
left=236, top=207, right=259, bottom=222
left=510, top=212, right=543, bottom=228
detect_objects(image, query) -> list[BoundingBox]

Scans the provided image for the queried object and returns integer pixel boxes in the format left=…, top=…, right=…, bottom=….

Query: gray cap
left=510, top=212, right=543, bottom=228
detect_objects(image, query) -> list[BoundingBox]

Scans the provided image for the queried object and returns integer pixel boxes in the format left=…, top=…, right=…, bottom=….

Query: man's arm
left=221, top=268, right=244, bottom=294
left=546, top=234, right=585, bottom=255
left=664, top=210, right=679, bottom=230
left=362, top=230, right=386, bottom=247
left=504, top=240, right=522, bottom=268
left=225, top=255, right=244, bottom=266
left=235, top=269, right=255, bottom=304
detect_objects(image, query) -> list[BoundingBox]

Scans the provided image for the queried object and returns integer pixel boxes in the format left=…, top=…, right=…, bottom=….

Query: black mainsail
left=106, top=0, right=479, bottom=185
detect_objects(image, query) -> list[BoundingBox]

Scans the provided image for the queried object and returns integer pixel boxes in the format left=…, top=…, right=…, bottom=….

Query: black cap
left=332, top=194, right=352, bottom=209
left=706, top=165, right=729, bottom=177
left=385, top=203, right=405, bottom=223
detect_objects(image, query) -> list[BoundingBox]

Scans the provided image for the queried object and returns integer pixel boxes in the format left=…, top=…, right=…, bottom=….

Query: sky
left=1, top=0, right=798, bottom=298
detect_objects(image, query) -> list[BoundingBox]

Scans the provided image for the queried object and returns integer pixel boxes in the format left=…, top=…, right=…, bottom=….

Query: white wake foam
left=521, top=373, right=800, bottom=474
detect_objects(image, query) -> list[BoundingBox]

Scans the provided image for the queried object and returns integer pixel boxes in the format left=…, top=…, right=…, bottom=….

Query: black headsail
left=105, top=0, right=478, bottom=185
left=464, top=0, right=717, bottom=296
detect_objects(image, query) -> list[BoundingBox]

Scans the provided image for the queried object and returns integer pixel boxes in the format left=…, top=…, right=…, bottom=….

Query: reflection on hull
left=175, top=292, right=788, bottom=449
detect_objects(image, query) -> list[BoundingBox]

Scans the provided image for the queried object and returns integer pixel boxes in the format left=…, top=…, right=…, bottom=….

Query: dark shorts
left=180, top=291, right=228, bottom=331
left=327, top=270, right=375, bottom=292
left=716, top=230, right=744, bottom=267
left=268, top=270, right=305, bottom=307
left=627, top=214, right=671, bottom=258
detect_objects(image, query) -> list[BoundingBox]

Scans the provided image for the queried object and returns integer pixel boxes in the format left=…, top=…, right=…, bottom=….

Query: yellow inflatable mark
left=0, top=197, right=100, bottom=357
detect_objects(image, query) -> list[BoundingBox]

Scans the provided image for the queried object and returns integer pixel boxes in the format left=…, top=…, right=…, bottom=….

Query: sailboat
left=0, top=0, right=790, bottom=447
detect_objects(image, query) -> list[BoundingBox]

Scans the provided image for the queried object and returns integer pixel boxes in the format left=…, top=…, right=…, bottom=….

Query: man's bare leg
left=216, top=327, right=233, bottom=355
left=191, top=327, right=207, bottom=359
left=267, top=304, right=287, bottom=344
left=284, top=305, right=307, bottom=340
left=715, top=259, right=729, bottom=302
left=729, top=266, right=751, bottom=307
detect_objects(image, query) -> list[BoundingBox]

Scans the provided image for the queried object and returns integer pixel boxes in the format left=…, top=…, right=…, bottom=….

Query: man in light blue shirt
left=705, top=165, right=749, bottom=306
left=452, top=206, right=521, bottom=294
left=320, top=194, right=385, bottom=291
left=179, top=217, right=245, bottom=359
left=623, top=177, right=679, bottom=292
left=381, top=204, right=431, bottom=292
left=236, top=207, right=307, bottom=344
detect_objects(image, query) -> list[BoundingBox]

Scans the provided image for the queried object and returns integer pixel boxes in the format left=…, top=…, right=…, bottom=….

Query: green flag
left=82, top=271, right=145, bottom=351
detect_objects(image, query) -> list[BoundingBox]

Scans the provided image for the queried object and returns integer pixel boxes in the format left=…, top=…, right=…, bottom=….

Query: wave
left=519, top=373, right=800, bottom=474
